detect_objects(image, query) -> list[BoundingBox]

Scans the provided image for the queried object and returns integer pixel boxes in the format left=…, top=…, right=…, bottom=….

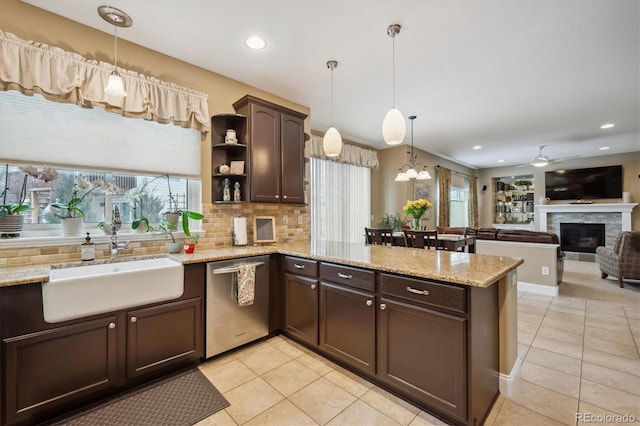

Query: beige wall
left=477, top=152, right=640, bottom=231
left=371, top=146, right=477, bottom=228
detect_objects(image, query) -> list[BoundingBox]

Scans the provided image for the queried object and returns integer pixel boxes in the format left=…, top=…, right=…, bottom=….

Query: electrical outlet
left=282, top=215, right=288, bottom=225
left=541, top=266, right=549, bottom=276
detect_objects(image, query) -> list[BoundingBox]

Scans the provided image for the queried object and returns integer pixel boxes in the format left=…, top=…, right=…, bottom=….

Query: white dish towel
left=233, top=264, right=257, bottom=306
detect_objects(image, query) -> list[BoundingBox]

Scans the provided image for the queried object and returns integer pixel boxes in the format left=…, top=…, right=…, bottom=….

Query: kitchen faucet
left=110, top=206, right=129, bottom=260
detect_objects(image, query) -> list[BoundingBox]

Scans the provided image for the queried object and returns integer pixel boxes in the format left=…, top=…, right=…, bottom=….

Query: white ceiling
left=23, top=0, right=640, bottom=169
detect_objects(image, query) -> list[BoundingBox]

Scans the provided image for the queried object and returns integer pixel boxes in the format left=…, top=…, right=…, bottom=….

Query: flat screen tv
left=545, top=165, right=622, bottom=201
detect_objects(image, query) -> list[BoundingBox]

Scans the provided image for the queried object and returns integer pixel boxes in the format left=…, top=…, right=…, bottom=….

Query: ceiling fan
left=517, top=145, right=578, bottom=168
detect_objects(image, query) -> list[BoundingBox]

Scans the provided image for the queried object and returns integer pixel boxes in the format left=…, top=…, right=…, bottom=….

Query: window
left=449, top=176, right=469, bottom=227
left=310, top=158, right=371, bottom=244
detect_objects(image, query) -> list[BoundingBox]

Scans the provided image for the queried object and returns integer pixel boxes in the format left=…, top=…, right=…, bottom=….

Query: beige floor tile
left=586, top=309, right=629, bottom=325
left=518, top=298, right=552, bottom=309
left=627, top=316, right=640, bottom=329
left=551, top=296, right=586, bottom=309
left=520, top=361, right=580, bottom=398
left=541, top=316, right=585, bottom=335
left=491, top=400, right=564, bottom=426
left=523, top=347, right=582, bottom=377
left=520, top=293, right=554, bottom=303
left=518, top=303, right=549, bottom=317
left=360, top=387, right=421, bottom=425
left=580, top=379, right=640, bottom=418
left=327, top=399, right=401, bottom=426
left=582, top=362, right=640, bottom=396
left=547, top=303, right=587, bottom=317
left=289, top=377, right=357, bottom=425
left=269, top=336, right=308, bottom=358
left=199, top=358, right=258, bottom=393
left=296, top=352, right=336, bottom=375
left=518, top=329, right=536, bottom=346
left=544, top=309, right=585, bottom=325
left=584, top=335, right=639, bottom=359
left=631, top=326, right=640, bottom=339
left=518, top=343, right=530, bottom=359
left=625, top=309, right=640, bottom=319
left=237, top=343, right=293, bottom=375
left=244, top=400, right=318, bottom=426
left=583, top=348, right=640, bottom=376
left=324, top=366, right=374, bottom=397
left=224, top=377, right=285, bottom=425
left=624, top=303, right=640, bottom=313
left=531, top=335, right=583, bottom=359
left=536, top=325, right=584, bottom=346
left=262, top=359, right=321, bottom=397
left=483, top=394, right=505, bottom=426
left=586, top=299, right=626, bottom=314
left=577, top=401, right=640, bottom=425
left=518, top=311, right=545, bottom=326
left=585, top=316, right=632, bottom=332
left=585, top=325, right=636, bottom=347
left=509, top=380, right=579, bottom=425
left=518, top=320, right=540, bottom=335
left=194, top=409, right=238, bottom=426
left=408, top=410, right=451, bottom=426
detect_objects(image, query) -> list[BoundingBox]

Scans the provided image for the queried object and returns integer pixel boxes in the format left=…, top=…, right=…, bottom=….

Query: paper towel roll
left=233, top=217, right=248, bottom=246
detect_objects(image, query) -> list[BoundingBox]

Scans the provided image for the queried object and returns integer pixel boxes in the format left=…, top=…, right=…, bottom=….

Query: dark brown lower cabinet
left=319, top=282, right=375, bottom=374
left=126, top=298, right=202, bottom=380
left=377, top=297, right=467, bottom=423
left=283, top=273, right=318, bottom=346
left=3, top=316, right=119, bottom=425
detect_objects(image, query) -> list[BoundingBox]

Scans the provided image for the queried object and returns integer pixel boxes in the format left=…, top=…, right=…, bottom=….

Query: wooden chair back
left=403, top=229, right=439, bottom=249
left=365, top=227, right=393, bottom=245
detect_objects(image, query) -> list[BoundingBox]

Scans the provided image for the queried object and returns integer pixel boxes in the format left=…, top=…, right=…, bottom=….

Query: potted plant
left=157, top=222, right=183, bottom=253
left=1, top=165, right=58, bottom=237
left=184, top=233, right=199, bottom=254
left=132, top=216, right=153, bottom=233
left=378, top=212, right=405, bottom=232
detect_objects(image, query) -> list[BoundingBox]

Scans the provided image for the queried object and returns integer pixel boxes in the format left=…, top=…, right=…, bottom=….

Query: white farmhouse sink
left=43, top=258, right=184, bottom=323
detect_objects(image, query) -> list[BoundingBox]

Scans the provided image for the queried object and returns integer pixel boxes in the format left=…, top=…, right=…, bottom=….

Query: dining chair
left=403, top=229, right=439, bottom=249
left=364, top=227, right=393, bottom=245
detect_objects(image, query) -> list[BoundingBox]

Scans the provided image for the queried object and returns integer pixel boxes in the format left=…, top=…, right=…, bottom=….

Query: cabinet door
left=3, top=316, right=119, bottom=425
left=127, top=298, right=203, bottom=380
left=319, top=282, right=375, bottom=374
left=280, top=112, right=305, bottom=203
left=250, top=103, right=281, bottom=202
left=284, top=273, right=318, bottom=346
left=377, top=298, right=467, bottom=422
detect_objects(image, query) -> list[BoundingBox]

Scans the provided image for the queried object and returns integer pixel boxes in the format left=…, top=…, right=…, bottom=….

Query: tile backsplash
left=0, top=203, right=311, bottom=266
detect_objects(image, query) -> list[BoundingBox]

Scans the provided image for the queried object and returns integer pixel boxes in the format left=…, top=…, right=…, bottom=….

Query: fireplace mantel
left=535, top=203, right=638, bottom=232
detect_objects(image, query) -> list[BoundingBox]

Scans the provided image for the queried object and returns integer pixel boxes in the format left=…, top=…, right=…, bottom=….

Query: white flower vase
left=61, top=217, right=83, bottom=236
left=0, top=215, right=25, bottom=238
left=412, top=216, right=422, bottom=230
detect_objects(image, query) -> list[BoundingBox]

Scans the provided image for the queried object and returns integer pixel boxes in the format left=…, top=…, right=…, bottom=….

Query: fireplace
left=560, top=223, right=605, bottom=253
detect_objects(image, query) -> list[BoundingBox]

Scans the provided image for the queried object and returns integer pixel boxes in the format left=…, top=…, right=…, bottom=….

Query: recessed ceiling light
left=599, top=146, right=610, bottom=150
left=497, top=159, right=504, bottom=163
left=473, top=145, right=482, bottom=150
left=600, top=123, right=615, bottom=129
left=245, top=36, right=266, bottom=50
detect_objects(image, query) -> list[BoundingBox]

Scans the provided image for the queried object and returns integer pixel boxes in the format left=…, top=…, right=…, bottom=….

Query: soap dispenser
left=82, top=232, right=95, bottom=261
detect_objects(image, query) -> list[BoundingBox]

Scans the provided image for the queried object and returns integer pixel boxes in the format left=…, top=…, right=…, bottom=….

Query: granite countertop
left=0, top=240, right=523, bottom=288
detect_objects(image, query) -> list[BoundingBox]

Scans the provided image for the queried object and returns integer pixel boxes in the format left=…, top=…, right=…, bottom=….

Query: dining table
left=392, top=232, right=476, bottom=253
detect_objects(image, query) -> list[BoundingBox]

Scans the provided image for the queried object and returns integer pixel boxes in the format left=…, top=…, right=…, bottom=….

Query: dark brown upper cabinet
left=233, top=95, right=307, bottom=204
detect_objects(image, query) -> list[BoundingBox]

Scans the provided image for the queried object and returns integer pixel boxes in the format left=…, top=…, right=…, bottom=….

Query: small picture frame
left=230, top=160, right=245, bottom=175
left=254, top=216, right=276, bottom=244
left=414, top=183, right=430, bottom=200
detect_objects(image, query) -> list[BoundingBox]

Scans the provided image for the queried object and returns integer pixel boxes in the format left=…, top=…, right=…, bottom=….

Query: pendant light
left=382, top=24, right=406, bottom=146
left=394, top=115, right=432, bottom=181
left=323, top=60, right=343, bottom=157
left=98, top=6, right=133, bottom=98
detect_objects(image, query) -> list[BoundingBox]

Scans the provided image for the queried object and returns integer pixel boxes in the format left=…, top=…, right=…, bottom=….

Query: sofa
left=444, top=227, right=565, bottom=289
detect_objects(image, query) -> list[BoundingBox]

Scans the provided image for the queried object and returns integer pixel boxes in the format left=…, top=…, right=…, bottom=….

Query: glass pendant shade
left=104, top=71, right=127, bottom=97
left=323, top=126, right=342, bottom=157
left=395, top=172, right=409, bottom=182
left=382, top=108, right=406, bottom=145
left=405, top=168, right=417, bottom=179
left=416, top=170, right=432, bottom=180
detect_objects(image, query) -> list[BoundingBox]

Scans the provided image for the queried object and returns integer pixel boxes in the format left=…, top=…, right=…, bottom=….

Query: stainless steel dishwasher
left=206, top=255, right=270, bottom=358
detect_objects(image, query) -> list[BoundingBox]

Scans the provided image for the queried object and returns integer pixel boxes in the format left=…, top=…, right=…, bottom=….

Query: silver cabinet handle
left=275, top=195, right=280, bottom=199
left=294, top=263, right=306, bottom=269
left=380, top=303, right=387, bottom=310
left=130, top=316, right=137, bottom=323
left=366, top=300, right=373, bottom=306
left=406, top=286, right=429, bottom=296
left=283, top=195, right=288, bottom=199
left=311, top=284, right=317, bottom=290
left=109, top=322, right=116, bottom=329
left=338, top=272, right=353, bottom=279
left=212, top=262, right=264, bottom=274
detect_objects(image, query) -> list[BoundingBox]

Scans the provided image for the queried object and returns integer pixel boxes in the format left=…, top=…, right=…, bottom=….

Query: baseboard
left=517, top=281, right=559, bottom=296
left=499, top=356, right=523, bottom=397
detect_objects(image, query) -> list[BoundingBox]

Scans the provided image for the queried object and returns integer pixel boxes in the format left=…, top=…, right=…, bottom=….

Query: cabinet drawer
left=320, top=263, right=375, bottom=292
left=282, top=256, right=318, bottom=278
left=380, top=274, right=466, bottom=314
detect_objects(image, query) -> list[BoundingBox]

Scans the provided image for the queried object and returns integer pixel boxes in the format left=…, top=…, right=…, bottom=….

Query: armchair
left=596, top=231, right=640, bottom=288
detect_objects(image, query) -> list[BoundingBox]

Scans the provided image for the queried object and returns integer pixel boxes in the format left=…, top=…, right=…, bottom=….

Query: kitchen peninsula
left=0, top=242, right=521, bottom=426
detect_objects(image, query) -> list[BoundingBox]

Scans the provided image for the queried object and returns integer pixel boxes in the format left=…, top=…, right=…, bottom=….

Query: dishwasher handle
left=211, top=262, right=264, bottom=275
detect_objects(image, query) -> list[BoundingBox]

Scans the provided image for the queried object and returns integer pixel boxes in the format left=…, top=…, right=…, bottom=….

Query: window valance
left=0, top=31, right=210, bottom=133
left=307, top=134, right=379, bottom=169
